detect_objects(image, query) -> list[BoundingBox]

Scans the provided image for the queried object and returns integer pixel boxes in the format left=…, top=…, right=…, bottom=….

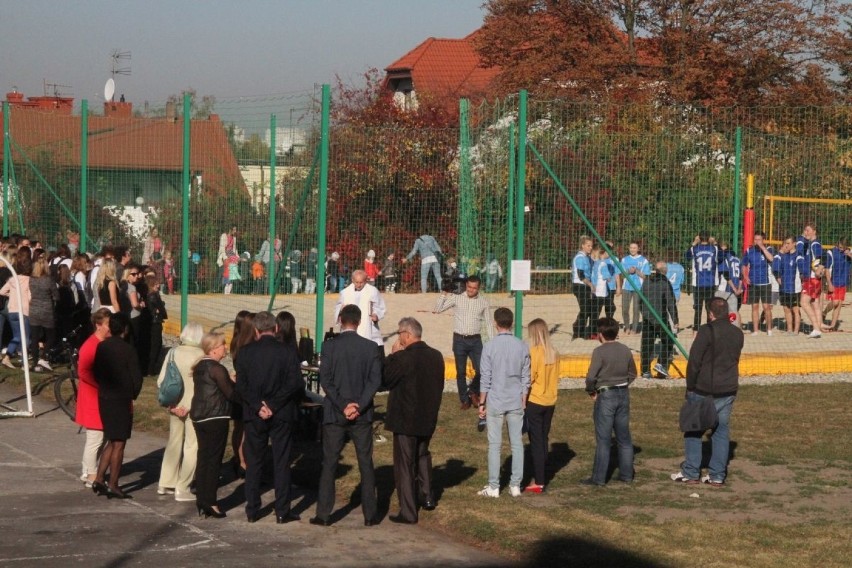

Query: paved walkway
left=161, top=292, right=851, bottom=377
left=0, top=384, right=507, bottom=567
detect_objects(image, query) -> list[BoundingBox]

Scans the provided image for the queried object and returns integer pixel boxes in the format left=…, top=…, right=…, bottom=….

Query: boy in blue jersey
left=796, top=224, right=826, bottom=337
left=572, top=236, right=595, bottom=339
left=741, top=232, right=776, bottom=335
left=715, top=244, right=743, bottom=327
left=685, top=233, right=720, bottom=336
left=824, top=238, right=852, bottom=331
left=666, top=261, right=685, bottom=302
left=772, top=237, right=806, bottom=335
left=620, top=242, right=650, bottom=334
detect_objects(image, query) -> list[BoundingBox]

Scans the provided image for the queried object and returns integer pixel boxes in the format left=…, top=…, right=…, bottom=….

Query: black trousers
left=525, top=402, right=555, bottom=485
left=392, top=433, right=433, bottom=522
left=316, top=421, right=376, bottom=522
left=29, top=324, right=57, bottom=362
left=148, top=322, right=163, bottom=376
left=244, top=416, right=295, bottom=518
left=573, top=284, right=595, bottom=338
left=640, top=320, right=674, bottom=373
left=693, top=286, right=715, bottom=329
left=194, top=418, right=229, bottom=509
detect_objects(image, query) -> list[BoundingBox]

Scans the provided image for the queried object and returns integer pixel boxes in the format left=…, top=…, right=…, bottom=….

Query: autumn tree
left=477, top=0, right=851, bottom=105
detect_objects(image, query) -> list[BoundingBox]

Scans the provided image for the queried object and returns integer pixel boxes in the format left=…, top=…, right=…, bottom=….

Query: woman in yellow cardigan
left=524, top=318, right=559, bottom=493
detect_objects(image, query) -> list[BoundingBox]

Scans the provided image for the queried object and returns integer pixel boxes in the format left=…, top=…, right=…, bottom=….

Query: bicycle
left=52, top=327, right=83, bottom=421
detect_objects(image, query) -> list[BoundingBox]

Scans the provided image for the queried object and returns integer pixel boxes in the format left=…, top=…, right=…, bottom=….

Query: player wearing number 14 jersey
left=685, top=233, right=720, bottom=335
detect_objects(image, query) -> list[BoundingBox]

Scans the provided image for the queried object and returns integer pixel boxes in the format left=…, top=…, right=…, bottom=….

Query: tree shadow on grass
left=522, top=535, right=664, bottom=568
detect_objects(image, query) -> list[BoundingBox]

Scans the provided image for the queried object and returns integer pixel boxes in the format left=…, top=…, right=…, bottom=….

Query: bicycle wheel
left=54, top=374, right=78, bottom=421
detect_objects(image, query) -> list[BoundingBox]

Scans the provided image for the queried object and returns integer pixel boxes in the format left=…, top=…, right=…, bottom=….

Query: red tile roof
left=385, top=30, right=499, bottom=99
left=0, top=107, right=245, bottom=196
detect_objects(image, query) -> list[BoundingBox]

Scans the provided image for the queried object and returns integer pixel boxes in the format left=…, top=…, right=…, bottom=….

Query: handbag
left=157, top=348, right=184, bottom=407
left=679, top=396, right=718, bottom=432
left=678, top=325, right=719, bottom=432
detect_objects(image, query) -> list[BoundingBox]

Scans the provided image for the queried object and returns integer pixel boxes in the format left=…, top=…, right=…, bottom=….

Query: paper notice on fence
left=511, top=260, right=531, bottom=291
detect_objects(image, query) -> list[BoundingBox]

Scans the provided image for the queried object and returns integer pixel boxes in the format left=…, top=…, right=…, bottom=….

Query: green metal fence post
left=80, top=100, right=88, bottom=253
left=732, top=126, right=742, bottom=252
left=269, top=114, right=277, bottom=296
left=315, top=84, right=331, bottom=352
left=514, top=90, right=527, bottom=337
left=507, top=123, right=515, bottom=293
left=2, top=101, right=9, bottom=237
left=180, top=93, right=191, bottom=329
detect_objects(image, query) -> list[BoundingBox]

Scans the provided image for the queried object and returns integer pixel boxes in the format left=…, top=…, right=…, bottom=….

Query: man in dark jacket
left=382, top=317, right=444, bottom=524
left=672, top=297, right=744, bottom=487
left=235, top=310, right=305, bottom=524
left=312, top=304, right=383, bottom=527
left=639, top=261, right=679, bottom=379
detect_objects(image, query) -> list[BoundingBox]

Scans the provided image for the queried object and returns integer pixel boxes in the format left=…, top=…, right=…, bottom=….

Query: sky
left=0, top=0, right=486, bottom=106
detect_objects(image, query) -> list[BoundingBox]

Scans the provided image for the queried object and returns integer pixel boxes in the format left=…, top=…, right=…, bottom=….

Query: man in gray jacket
left=639, top=261, right=678, bottom=379
left=672, top=297, right=743, bottom=487
left=402, top=234, right=443, bottom=293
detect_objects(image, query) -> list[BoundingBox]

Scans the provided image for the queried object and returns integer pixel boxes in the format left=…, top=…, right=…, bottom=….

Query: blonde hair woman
left=190, top=331, right=239, bottom=519
left=524, top=318, right=559, bottom=494
left=94, top=258, right=120, bottom=313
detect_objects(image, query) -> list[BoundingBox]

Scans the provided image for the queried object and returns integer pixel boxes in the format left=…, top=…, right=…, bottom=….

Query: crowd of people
left=9, top=222, right=838, bottom=523
left=571, top=225, right=851, bottom=378
left=0, top=235, right=167, bottom=376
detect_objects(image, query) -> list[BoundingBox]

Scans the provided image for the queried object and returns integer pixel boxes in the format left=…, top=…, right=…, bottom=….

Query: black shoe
left=579, top=478, right=604, bottom=487
left=246, top=513, right=260, bottom=523
left=198, top=505, right=227, bottom=519
left=364, top=518, right=378, bottom=526
left=92, top=481, right=109, bottom=497
left=309, top=516, right=331, bottom=527
left=388, top=515, right=416, bottom=524
left=106, top=486, right=132, bottom=499
left=276, top=513, right=300, bottom=524
left=477, top=418, right=486, bottom=432
left=421, top=499, right=436, bottom=511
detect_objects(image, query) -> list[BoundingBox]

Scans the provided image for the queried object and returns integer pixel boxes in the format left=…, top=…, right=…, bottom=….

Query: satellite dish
left=104, top=78, right=115, bottom=102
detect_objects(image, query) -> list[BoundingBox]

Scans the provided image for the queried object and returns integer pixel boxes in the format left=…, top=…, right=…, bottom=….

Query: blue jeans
left=485, top=407, right=524, bottom=489
left=7, top=312, right=30, bottom=357
left=682, top=393, right=736, bottom=482
left=420, top=262, right=442, bottom=293
left=453, top=335, right=482, bottom=403
left=592, top=388, right=634, bottom=484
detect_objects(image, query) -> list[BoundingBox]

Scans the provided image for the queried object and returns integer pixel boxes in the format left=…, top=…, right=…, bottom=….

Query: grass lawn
left=6, top=368, right=851, bottom=567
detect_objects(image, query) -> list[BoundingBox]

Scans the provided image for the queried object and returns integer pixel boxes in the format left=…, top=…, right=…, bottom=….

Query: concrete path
left=0, top=384, right=508, bottom=567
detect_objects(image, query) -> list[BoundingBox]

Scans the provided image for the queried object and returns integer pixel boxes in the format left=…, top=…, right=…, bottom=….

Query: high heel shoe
left=106, top=486, right=132, bottom=500
left=92, top=481, right=109, bottom=497
left=197, top=504, right=227, bottom=519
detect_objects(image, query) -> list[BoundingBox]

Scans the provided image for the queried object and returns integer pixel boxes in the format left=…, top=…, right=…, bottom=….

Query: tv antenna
left=43, top=79, right=72, bottom=97
left=110, top=49, right=132, bottom=78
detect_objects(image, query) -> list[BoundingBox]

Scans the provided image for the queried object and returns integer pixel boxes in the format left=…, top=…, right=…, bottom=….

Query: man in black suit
left=311, top=304, right=382, bottom=527
left=235, top=311, right=305, bottom=524
left=383, top=317, right=445, bottom=524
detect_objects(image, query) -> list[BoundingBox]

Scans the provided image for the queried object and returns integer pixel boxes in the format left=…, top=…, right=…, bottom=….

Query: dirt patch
left=617, top=457, right=852, bottom=524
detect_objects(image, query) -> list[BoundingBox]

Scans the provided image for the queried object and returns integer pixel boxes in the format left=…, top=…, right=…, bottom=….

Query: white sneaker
left=509, top=485, right=521, bottom=497
left=37, top=359, right=52, bottom=371
left=477, top=485, right=499, bottom=498
left=766, top=330, right=773, bottom=337
left=808, top=330, right=822, bottom=338
left=174, top=490, right=195, bottom=502
left=157, top=486, right=175, bottom=495
left=700, top=474, right=711, bottom=483
left=1, top=355, right=15, bottom=369
left=653, top=363, right=670, bottom=378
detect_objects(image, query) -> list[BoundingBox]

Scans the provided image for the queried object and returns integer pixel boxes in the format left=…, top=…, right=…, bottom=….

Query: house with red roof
left=1, top=91, right=245, bottom=207
left=384, top=30, right=500, bottom=109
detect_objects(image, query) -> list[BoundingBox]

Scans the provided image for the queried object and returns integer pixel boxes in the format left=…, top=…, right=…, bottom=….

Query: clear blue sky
left=0, top=0, right=486, bottom=105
